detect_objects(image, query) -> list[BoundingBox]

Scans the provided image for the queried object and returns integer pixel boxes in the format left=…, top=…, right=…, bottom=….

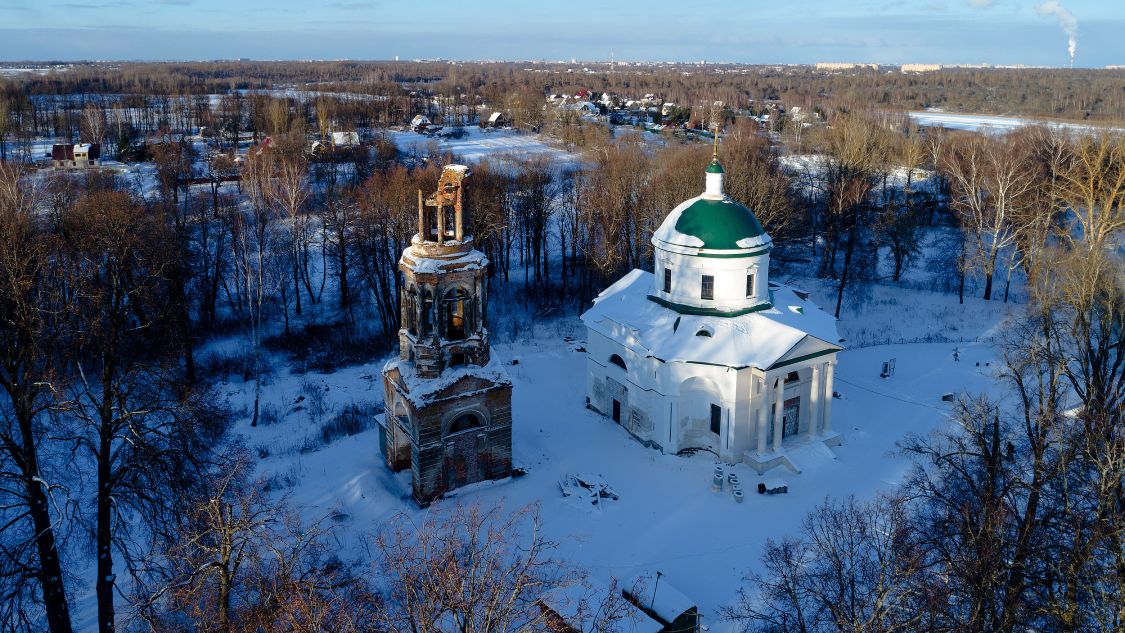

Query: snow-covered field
left=189, top=279, right=1015, bottom=631
left=908, top=110, right=1121, bottom=135
left=388, top=127, right=581, bottom=166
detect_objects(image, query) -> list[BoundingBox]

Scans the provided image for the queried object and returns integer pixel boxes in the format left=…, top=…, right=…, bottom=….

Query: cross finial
left=710, top=103, right=721, bottom=163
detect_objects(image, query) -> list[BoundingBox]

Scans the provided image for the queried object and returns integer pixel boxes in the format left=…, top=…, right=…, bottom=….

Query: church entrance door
left=782, top=398, right=800, bottom=438
left=612, top=399, right=622, bottom=424
left=444, top=429, right=485, bottom=490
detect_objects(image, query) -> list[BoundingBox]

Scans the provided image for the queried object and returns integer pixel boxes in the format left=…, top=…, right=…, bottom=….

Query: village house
left=51, top=143, right=101, bottom=168
left=581, top=140, right=843, bottom=474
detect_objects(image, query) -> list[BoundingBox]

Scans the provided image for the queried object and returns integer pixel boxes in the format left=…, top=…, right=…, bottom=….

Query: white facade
left=581, top=160, right=843, bottom=473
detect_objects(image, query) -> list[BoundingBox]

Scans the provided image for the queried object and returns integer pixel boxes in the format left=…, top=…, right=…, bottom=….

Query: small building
left=569, top=101, right=599, bottom=115
left=410, top=114, right=432, bottom=132
left=580, top=146, right=843, bottom=474
left=51, top=143, right=101, bottom=168
left=331, top=131, right=360, bottom=147
left=484, top=111, right=509, bottom=128
left=623, top=573, right=700, bottom=633
left=381, top=165, right=513, bottom=505
left=539, top=579, right=664, bottom=633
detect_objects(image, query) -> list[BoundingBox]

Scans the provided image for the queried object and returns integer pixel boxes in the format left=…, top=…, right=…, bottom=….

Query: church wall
left=584, top=330, right=839, bottom=463
left=653, top=247, right=772, bottom=313
left=584, top=329, right=667, bottom=450
left=408, top=384, right=513, bottom=504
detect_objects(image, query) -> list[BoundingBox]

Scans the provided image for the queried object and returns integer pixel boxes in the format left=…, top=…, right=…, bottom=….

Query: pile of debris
left=560, top=473, right=619, bottom=508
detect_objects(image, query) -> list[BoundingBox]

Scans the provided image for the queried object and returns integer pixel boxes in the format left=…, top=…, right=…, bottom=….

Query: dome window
left=746, top=272, right=756, bottom=298
left=663, top=267, right=672, bottom=293
left=695, top=329, right=713, bottom=337
left=700, top=275, right=714, bottom=300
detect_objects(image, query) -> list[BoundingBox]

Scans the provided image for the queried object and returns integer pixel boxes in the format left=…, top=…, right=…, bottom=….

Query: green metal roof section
left=647, top=294, right=773, bottom=317
left=705, top=160, right=725, bottom=174
left=767, top=347, right=840, bottom=370
left=672, top=197, right=765, bottom=250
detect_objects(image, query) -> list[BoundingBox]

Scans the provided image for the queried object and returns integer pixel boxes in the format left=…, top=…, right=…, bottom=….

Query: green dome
left=671, top=197, right=766, bottom=250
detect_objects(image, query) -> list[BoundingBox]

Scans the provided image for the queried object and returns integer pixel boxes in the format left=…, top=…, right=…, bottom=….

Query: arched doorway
left=678, top=376, right=724, bottom=452
left=444, top=411, right=486, bottom=490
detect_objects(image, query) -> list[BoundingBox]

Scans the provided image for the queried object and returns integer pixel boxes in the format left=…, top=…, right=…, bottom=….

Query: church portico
left=582, top=137, right=844, bottom=475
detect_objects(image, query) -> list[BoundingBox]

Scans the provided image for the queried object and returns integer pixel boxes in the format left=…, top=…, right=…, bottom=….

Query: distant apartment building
left=815, top=62, right=880, bottom=71
left=900, top=64, right=943, bottom=73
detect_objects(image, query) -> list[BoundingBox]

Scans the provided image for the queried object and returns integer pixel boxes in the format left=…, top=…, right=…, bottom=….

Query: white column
left=724, top=405, right=733, bottom=453
left=772, top=376, right=784, bottom=451
left=822, top=362, right=835, bottom=433
left=755, top=379, right=768, bottom=456
left=807, top=364, right=821, bottom=437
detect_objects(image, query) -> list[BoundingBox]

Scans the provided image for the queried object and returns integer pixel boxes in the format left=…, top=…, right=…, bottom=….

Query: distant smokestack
left=1036, top=0, right=1078, bottom=68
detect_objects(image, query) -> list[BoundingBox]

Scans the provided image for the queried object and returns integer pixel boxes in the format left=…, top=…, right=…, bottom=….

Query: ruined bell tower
left=381, top=164, right=513, bottom=505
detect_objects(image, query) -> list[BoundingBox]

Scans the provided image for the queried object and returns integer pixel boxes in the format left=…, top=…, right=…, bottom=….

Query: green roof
left=705, top=161, right=725, bottom=174
left=673, top=197, right=765, bottom=250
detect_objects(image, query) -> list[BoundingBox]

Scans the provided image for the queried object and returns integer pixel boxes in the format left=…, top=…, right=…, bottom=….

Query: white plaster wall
left=585, top=323, right=840, bottom=462
left=653, top=247, right=771, bottom=312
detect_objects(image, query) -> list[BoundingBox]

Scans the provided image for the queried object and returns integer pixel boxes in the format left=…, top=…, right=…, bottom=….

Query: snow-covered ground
left=908, top=110, right=1121, bottom=136
left=191, top=278, right=1015, bottom=632
left=388, top=127, right=581, bottom=166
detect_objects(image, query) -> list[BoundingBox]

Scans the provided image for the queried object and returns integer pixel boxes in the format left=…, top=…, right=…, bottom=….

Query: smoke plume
left=1036, top=0, right=1078, bottom=67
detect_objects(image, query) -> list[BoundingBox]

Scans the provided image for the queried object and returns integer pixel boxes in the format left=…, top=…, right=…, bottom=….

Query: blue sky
left=0, top=0, right=1120, bottom=67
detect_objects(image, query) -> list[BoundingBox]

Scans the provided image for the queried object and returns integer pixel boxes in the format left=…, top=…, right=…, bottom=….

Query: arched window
left=696, top=329, right=713, bottom=337
left=448, top=412, right=482, bottom=434
left=405, top=287, right=418, bottom=335
left=609, top=354, right=627, bottom=371
left=445, top=288, right=471, bottom=340
left=420, top=289, right=433, bottom=335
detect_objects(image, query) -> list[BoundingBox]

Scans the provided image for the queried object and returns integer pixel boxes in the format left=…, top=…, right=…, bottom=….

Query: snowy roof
left=581, top=269, right=842, bottom=371
left=403, top=244, right=487, bottom=274
left=332, top=131, right=359, bottom=146
left=384, top=357, right=511, bottom=408
left=625, top=572, right=696, bottom=624
left=540, top=579, right=663, bottom=633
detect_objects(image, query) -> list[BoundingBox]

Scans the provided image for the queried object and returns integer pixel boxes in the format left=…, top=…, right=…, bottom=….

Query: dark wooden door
left=782, top=398, right=800, bottom=438
left=710, top=403, right=722, bottom=435
left=445, top=430, right=484, bottom=490
left=612, top=399, right=622, bottom=423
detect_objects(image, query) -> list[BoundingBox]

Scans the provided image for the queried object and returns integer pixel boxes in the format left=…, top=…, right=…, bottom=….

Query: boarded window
left=746, top=272, right=755, bottom=298
left=448, top=412, right=482, bottom=434
left=701, top=275, right=714, bottom=300
left=663, top=267, right=672, bottom=293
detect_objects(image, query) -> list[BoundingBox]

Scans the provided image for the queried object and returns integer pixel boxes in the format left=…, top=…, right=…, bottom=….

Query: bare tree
left=724, top=495, right=925, bottom=633
left=1054, top=131, right=1125, bottom=252
left=138, top=459, right=368, bottom=632
left=0, top=163, right=74, bottom=633
left=372, top=503, right=569, bottom=633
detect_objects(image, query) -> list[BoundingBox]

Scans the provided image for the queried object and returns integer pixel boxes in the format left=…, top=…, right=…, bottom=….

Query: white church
left=580, top=150, right=844, bottom=473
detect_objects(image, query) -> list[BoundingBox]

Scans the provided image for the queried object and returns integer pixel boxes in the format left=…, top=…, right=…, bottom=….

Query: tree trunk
left=96, top=428, right=115, bottom=633
left=19, top=407, right=73, bottom=633
left=834, top=218, right=859, bottom=319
